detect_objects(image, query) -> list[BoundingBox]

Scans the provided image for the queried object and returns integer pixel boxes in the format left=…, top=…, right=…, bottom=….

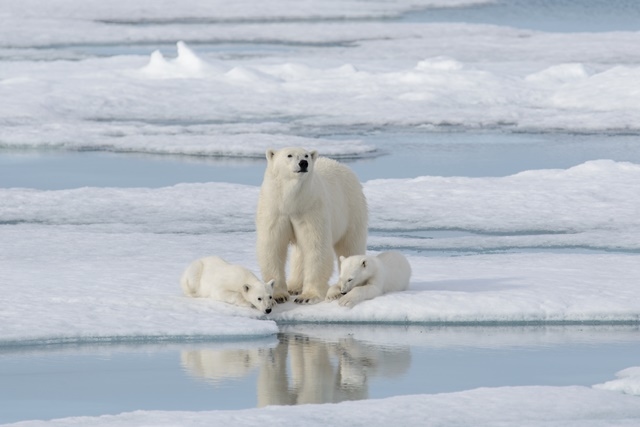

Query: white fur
left=326, top=251, right=412, bottom=308
left=180, top=256, right=275, bottom=314
left=256, top=147, right=368, bottom=304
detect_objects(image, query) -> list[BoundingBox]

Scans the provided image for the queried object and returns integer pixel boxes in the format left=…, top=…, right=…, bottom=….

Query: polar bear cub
left=256, top=147, right=368, bottom=305
left=326, top=251, right=411, bottom=308
left=181, top=256, right=275, bottom=314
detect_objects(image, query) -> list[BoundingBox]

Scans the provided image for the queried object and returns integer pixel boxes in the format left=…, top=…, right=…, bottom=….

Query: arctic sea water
left=1, top=0, right=640, bottom=425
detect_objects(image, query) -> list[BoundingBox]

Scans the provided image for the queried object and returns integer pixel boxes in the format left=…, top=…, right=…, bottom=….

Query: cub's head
left=338, top=255, right=371, bottom=294
left=242, top=279, right=275, bottom=314
left=265, top=147, right=319, bottom=179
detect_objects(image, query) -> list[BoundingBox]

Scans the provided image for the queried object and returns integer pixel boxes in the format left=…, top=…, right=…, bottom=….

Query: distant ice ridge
left=0, top=0, right=494, bottom=23
left=2, top=39, right=640, bottom=154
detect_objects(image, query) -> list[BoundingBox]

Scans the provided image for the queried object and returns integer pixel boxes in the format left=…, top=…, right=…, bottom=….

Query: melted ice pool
left=2, top=325, right=639, bottom=424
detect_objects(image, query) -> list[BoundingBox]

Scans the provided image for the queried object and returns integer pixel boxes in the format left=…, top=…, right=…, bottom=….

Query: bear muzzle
left=297, top=159, right=309, bottom=173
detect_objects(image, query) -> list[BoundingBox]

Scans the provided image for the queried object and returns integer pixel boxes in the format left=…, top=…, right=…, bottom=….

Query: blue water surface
left=2, top=132, right=640, bottom=189
left=1, top=326, right=639, bottom=424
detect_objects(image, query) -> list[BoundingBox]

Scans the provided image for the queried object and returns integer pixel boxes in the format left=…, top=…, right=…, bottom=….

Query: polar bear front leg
left=257, top=218, right=292, bottom=303
left=291, top=218, right=334, bottom=304
left=325, top=284, right=343, bottom=301
left=222, top=290, right=254, bottom=308
left=339, top=282, right=383, bottom=308
left=287, top=245, right=304, bottom=296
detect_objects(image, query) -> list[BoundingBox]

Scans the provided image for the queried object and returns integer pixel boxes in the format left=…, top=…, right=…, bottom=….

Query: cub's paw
left=325, top=285, right=343, bottom=301
left=338, top=295, right=357, bottom=308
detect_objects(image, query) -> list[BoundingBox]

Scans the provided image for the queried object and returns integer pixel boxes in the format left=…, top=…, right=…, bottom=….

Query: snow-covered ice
left=1, top=39, right=640, bottom=153
left=595, top=367, right=640, bottom=396
left=1, top=160, right=639, bottom=344
left=4, top=385, right=640, bottom=427
left=2, top=9, right=640, bottom=155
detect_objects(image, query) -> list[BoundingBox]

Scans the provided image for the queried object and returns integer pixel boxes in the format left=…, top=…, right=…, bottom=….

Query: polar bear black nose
left=265, top=308, right=272, bottom=314
left=299, top=160, right=308, bottom=171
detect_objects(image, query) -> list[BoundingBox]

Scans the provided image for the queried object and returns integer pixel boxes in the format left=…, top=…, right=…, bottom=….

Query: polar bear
left=180, top=256, right=275, bottom=314
left=256, top=147, right=368, bottom=304
left=326, top=251, right=411, bottom=307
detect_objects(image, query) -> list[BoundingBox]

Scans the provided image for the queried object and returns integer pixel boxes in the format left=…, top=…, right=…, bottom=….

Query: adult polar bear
left=256, top=147, right=368, bottom=304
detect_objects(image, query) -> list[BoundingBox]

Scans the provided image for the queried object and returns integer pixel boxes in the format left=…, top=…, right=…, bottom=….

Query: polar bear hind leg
left=334, top=228, right=367, bottom=268
left=180, top=259, right=204, bottom=297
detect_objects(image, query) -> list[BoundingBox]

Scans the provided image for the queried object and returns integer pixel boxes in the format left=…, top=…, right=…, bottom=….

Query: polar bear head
left=265, top=147, right=319, bottom=179
left=337, top=255, right=374, bottom=294
left=243, top=279, right=276, bottom=314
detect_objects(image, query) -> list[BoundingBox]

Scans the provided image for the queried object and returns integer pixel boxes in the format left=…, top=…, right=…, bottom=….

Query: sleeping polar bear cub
left=181, top=256, right=275, bottom=314
left=256, top=147, right=368, bottom=304
left=326, top=251, right=411, bottom=308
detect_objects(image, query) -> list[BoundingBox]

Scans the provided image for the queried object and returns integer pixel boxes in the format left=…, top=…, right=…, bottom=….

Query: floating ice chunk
left=225, top=66, right=282, bottom=85
left=594, top=367, right=640, bottom=396
left=140, top=41, right=225, bottom=78
left=174, top=41, right=205, bottom=73
left=335, top=64, right=359, bottom=75
left=141, top=49, right=168, bottom=74
left=415, top=57, right=464, bottom=72
left=272, top=62, right=314, bottom=80
left=525, top=63, right=590, bottom=84
left=550, top=65, right=640, bottom=111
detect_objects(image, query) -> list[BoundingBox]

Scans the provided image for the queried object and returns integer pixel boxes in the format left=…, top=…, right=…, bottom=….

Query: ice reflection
left=181, top=331, right=411, bottom=406
left=2, top=325, right=640, bottom=424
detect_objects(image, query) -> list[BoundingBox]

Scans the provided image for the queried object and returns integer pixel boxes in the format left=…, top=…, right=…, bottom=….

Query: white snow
left=2, top=20, right=640, bottom=155
left=1, top=160, right=639, bottom=345
left=3, top=385, right=640, bottom=427
left=0, top=0, right=494, bottom=23
left=595, top=367, right=640, bottom=396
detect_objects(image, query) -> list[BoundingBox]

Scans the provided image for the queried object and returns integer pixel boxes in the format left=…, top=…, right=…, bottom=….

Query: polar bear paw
left=287, top=282, right=303, bottom=296
left=293, top=293, right=323, bottom=305
left=338, top=294, right=358, bottom=308
left=325, top=285, right=343, bottom=301
left=273, top=292, right=290, bottom=304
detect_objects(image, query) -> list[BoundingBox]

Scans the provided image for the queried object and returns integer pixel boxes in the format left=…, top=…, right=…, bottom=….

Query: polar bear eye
left=304, top=154, right=309, bottom=158
left=348, top=278, right=353, bottom=282
left=269, top=296, right=273, bottom=299
left=258, top=297, right=262, bottom=301
left=287, top=154, right=293, bottom=158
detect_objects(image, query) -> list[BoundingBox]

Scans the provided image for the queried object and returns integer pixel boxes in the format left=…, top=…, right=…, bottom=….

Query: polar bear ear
left=243, top=284, right=251, bottom=293
left=310, top=150, right=318, bottom=160
left=266, top=279, right=275, bottom=289
left=266, top=149, right=276, bottom=161
left=339, top=255, right=346, bottom=262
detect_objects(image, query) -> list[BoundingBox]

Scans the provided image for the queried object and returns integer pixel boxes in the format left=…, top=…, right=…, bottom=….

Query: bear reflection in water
left=181, top=333, right=411, bottom=406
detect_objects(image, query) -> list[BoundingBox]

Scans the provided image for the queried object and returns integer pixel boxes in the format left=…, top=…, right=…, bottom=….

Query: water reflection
left=2, top=325, right=640, bottom=424
left=181, top=331, right=411, bottom=406
left=181, top=347, right=266, bottom=383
